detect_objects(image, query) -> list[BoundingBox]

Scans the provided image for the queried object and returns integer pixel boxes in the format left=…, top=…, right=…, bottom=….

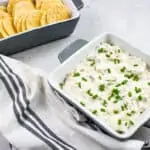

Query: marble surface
left=1, top=0, right=150, bottom=149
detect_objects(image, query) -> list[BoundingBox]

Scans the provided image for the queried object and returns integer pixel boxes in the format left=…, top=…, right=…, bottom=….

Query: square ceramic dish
left=48, top=33, right=150, bottom=139
left=0, top=0, right=83, bottom=55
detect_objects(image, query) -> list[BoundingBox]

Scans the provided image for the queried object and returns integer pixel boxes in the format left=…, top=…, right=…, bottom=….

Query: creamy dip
left=59, top=43, right=150, bottom=133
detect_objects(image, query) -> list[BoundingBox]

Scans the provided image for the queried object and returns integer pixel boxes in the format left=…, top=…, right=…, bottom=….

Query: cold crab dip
left=59, top=43, right=150, bottom=133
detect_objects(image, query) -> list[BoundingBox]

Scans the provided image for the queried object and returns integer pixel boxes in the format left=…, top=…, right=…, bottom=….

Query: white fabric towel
left=0, top=55, right=147, bottom=150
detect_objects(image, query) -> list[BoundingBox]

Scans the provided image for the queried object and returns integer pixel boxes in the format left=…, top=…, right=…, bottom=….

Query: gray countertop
left=1, top=0, right=150, bottom=149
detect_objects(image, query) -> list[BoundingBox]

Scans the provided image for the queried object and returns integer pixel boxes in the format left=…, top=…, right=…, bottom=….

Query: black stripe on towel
left=0, top=61, right=63, bottom=150
left=0, top=57, right=75, bottom=150
left=0, top=56, right=76, bottom=150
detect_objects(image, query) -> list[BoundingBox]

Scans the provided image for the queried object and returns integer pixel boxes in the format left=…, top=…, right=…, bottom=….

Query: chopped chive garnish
left=98, top=48, right=106, bottom=53
left=105, top=54, right=110, bottom=58
left=138, top=95, right=143, bottom=101
left=59, top=83, right=64, bottom=89
left=125, top=122, right=128, bottom=126
left=92, top=109, right=98, bottom=114
left=112, top=88, right=119, bottom=95
left=98, top=75, right=102, bottom=80
left=118, top=49, right=121, bottom=53
left=87, top=58, right=94, bottom=61
left=131, top=110, right=136, bottom=114
left=113, top=58, right=120, bottom=64
left=113, top=100, right=118, bottom=103
left=121, top=80, right=128, bottom=85
left=129, top=120, right=134, bottom=126
left=102, top=100, right=107, bottom=107
left=99, top=84, right=105, bottom=92
left=107, top=68, right=111, bottom=73
left=116, top=83, right=121, bottom=87
left=124, top=73, right=134, bottom=79
left=87, top=58, right=96, bottom=66
left=134, top=64, right=138, bottom=67
left=106, top=79, right=116, bottom=82
left=77, top=82, right=81, bottom=88
left=128, top=92, right=132, bottom=97
left=108, top=93, right=113, bottom=100
left=116, top=80, right=128, bottom=87
left=135, top=87, right=141, bottom=93
left=92, top=94, right=98, bottom=100
left=100, top=108, right=106, bottom=112
left=82, top=77, right=87, bottom=82
left=108, top=88, right=120, bottom=101
left=133, top=74, right=139, bottom=81
left=115, top=95, right=121, bottom=100
left=120, top=66, right=126, bottom=73
left=86, top=89, right=93, bottom=96
left=121, top=104, right=128, bottom=111
left=118, top=119, right=122, bottom=125
left=124, top=71, right=140, bottom=81
left=80, top=101, right=85, bottom=106
left=121, top=105, right=125, bottom=111
left=90, top=60, right=96, bottom=66
left=124, top=104, right=128, bottom=110
left=116, top=130, right=124, bottom=134
left=113, top=110, right=119, bottom=114
left=140, top=111, right=143, bottom=114
left=127, top=113, right=132, bottom=116
left=148, top=82, right=150, bottom=86
left=73, top=72, right=80, bottom=77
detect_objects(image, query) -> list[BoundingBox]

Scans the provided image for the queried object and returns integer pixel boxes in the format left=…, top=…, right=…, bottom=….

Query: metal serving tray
left=0, top=0, right=83, bottom=55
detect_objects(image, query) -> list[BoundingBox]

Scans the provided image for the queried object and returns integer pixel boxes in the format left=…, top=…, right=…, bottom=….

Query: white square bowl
left=48, top=33, right=150, bottom=139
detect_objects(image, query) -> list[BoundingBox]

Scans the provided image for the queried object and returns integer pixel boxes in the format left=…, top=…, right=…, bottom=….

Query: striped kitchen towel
left=0, top=55, right=146, bottom=150
left=0, top=55, right=76, bottom=150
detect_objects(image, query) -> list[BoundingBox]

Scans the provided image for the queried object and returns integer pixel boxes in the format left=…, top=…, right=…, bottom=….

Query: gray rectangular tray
left=0, top=0, right=83, bottom=55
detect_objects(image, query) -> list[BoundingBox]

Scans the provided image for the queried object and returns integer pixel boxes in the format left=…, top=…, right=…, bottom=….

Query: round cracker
left=14, top=15, right=23, bottom=28
left=13, top=1, right=34, bottom=27
left=0, top=33, right=3, bottom=38
left=15, top=16, right=23, bottom=32
left=40, top=11, right=47, bottom=26
left=7, top=0, right=19, bottom=14
left=13, top=15, right=20, bottom=27
left=35, top=0, right=43, bottom=9
left=46, top=3, right=71, bottom=24
left=0, top=11, right=10, bottom=19
left=21, top=14, right=28, bottom=32
left=7, top=0, right=14, bottom=14
left=0, top=20, right=8, bottom=37
left=8, top=0, right=33, bottom=14
left=26, top=10, right=42, bottom=30
left=40, top=0, right=62, bottom=11
left=40, top=1, right=53, bottom=11
left=2, top=18, right=16, bottom=35
left=21, top=12, right=31, bottom=32
left=46, top=11, right=57, bottom=23
left=38, top=0, right=46, bottom=10
left=13, top=8, right=33, bottom=27
left=0, top=6, right=7, bottom=12
left=36, top=0, right=61, bottom=10
left=12, top=0, right=34, bottom=17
